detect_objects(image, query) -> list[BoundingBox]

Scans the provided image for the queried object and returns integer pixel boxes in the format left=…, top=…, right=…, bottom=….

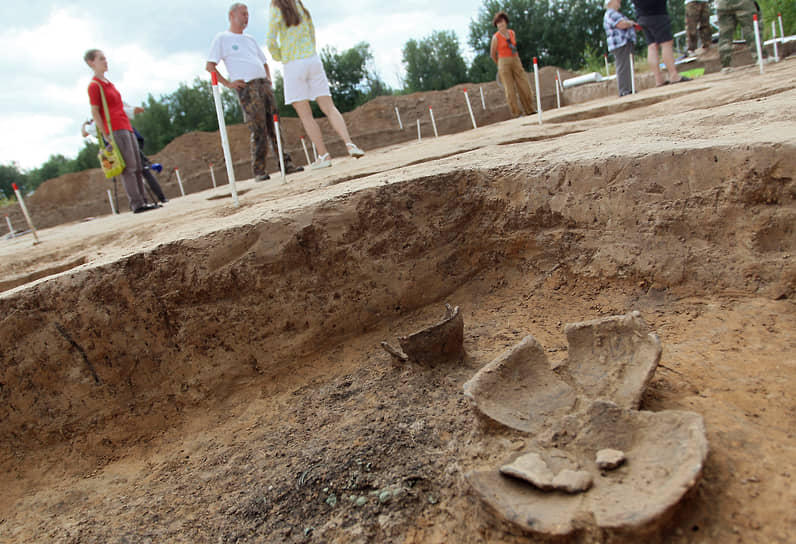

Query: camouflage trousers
left=685, top=1, right=712, bottom=51
left=716, top=0, right=758, bottom=67
left=236, top=78, right=295, bottom=177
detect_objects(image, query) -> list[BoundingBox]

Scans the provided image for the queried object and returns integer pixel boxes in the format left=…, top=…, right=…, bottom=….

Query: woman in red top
left=490, top=11, right=536, bottom=117
left=85, top=49, right=156, bottom=213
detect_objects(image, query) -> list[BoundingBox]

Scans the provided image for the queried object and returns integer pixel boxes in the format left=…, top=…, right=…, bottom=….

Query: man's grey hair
left=229, top=2, right=246, bottom=13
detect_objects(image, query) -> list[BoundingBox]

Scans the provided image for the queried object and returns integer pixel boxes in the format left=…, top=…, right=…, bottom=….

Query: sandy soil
left=1, top=57, right=795, bottom=543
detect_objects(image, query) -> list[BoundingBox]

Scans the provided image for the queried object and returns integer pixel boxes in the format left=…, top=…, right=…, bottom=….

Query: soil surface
left=1, top=57, right=795, bottom=543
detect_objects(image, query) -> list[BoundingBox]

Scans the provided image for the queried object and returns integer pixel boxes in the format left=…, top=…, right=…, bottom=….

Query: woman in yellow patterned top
left=267, top=0, right=364, bottom=169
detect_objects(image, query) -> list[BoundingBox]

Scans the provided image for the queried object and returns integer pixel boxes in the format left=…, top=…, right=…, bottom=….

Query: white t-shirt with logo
left=207, top=31, right=268, bottom=82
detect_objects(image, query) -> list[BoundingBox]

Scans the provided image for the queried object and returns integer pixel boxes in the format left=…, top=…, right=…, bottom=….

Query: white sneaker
left=311, top=153, right=332, bottom=169
left=346, top=142, right=365, bottom=158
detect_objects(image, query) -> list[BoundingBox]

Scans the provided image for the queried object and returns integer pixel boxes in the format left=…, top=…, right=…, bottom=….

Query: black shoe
left=285, top=164, right=304, bottom=174
left=255, top=173, right=270, bottom=181
left=160, top=198, right=169, bottom=203
left=133, top=204, right=158, bottom=213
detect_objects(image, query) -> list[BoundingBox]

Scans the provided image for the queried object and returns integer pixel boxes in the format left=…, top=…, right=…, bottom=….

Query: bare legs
left=647, top=40, right=683, bottom=86
left=291, top=95, right=355, bottom=158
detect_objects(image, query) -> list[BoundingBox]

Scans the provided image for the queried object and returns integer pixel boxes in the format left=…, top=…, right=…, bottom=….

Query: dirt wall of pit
left=1, top=142, right=793, bottom=471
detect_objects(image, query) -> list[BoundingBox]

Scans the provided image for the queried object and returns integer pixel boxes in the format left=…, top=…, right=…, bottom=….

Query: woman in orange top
left=490, top=11, right=536, bottom=117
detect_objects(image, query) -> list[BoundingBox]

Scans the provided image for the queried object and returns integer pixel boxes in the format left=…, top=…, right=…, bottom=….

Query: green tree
left=320, top=42, right=372, bottom=112
left=274, top=42, right=391, bottom=119
left=469, top=0, right=605, bottom=71
left=468, top=52, right=498, bottom=83
left=759, top=0, right=795, bottom=39
left=131, top=95, right=174, bottom=155
left=73, top=140, right=101, bottom=172
left=0, top=163, right=28, bottom=200
left=27, top=154, right=73, bottom=190
left=402, top=30, right=469, bottom=92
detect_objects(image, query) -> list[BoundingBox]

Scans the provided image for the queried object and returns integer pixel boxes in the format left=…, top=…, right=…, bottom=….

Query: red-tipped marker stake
left=300, top=137, right=311, bottom=166
left=463, top=88, right=477, bottom=129
left=175, top=167, right=185, bottom=196
left=753, top=14, right=764, bottom=75
left=209, top=163, right=217, bottom=188
left=533, top=57, right=542, bottom=125
left=772, top=21, right=779, bottom=62
left=11, top=183, right=40, bottom=243
left=210, top=72, right=239, bottom=206
left=429, top=106, right=439, bottom=138
left=273, top=114, right=286, bottom=182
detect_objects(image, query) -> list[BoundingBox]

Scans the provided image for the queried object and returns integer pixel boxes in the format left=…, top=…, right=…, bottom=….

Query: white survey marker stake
left=555, top=75, right=561, bottom=108
left=753, top=14, right=764, bottom=75
left=209, top=163, right=217, bottom=188
left=463, top=88, right=477, bottom=129
left=300, top=137, right=311, bottom=166
left=210, top=71, right=239, bottom=207
left=107, top=189, right=117, bottom=215
left=533, top=57, right=542, bottom=125
left=429, top=106, right=439, bottom=138
left=175, top=168, right=185, bottom=196
left=274, top=114, right=286, bottom=182
left=395, top=106, right=403, bottom=129
left=12, top=183, right=40, bottom=244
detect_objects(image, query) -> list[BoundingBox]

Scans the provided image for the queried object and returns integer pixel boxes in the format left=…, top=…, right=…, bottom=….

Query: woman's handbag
left=92, top=81, right=125, bottom=179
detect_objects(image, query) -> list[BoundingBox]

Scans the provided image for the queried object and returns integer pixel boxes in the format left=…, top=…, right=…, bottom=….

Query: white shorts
left=283, top=54, right=331, bottom=104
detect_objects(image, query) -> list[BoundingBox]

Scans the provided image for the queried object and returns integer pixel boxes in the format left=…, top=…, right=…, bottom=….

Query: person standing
left=85, top=49, right=158, bottom=213
left=266, top=0, right=365, bottom=169
left=685, top=0, right=712, bottom=56
left=489, top=11, right=536, bottom=117
left=81, top=118, right=168, bottom=203
left=604, top=0, right=638, bottom=97
left=716, top=0, right=758, bottom=69
left=631, top=0, right=689, bottom=86
left=207, top=2, right=303, bottom=181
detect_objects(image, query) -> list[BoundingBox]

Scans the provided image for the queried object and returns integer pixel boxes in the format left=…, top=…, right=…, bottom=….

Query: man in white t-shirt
left=206, top=2, right=301, bottom=181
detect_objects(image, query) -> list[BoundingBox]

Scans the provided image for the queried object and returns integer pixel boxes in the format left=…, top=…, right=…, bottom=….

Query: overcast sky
left=0, top=0, right=486, bottom=170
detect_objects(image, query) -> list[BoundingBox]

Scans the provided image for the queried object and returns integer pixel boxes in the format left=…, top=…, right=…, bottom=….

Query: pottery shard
left=562, top=311, right=661, bottom=409
left=552, top=469, right=593, bottom=493
left=500, top=453, right=556, bottom=490
left=596, top=448, right=626, bottom=470
left=381, top=304, right=464, bottom=365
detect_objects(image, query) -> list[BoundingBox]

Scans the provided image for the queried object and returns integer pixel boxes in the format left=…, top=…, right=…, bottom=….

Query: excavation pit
left=0, top=69, right=794, bottom=543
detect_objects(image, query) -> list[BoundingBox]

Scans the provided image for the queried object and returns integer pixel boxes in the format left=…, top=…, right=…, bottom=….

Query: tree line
left=3, top=0, right=792, bottom=199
